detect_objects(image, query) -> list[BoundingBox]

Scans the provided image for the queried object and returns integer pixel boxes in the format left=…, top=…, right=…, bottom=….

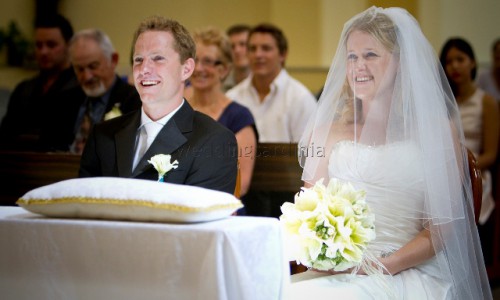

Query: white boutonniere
left=104, top=103, right=122, bottom=121
left=148, top=154, right=179, bottom=182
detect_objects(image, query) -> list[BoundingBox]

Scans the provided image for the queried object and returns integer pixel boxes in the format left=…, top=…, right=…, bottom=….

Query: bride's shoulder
left=329, top=122, right=356, bottom=143
left=334, top=121, right=359, bottom=132
left=308, top=121, right=356, bottom=153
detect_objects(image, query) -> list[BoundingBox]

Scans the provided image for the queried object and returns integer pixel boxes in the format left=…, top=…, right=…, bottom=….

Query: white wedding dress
left=285, top=141, right=453, bottom=299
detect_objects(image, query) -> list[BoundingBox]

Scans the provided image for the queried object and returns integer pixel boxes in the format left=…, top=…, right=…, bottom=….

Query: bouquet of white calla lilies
left=280, top=178, right=375, bottom=271
left=148, top=154, right=179, bottom=182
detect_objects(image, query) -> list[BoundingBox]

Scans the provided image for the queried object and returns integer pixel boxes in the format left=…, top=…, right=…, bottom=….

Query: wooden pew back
left=250, top=143, right=303, bottom=193
left=0, top=151, right=80, bottom=206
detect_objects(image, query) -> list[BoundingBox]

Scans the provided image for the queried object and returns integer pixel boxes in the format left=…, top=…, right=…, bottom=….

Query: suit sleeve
left=185, top=129, right=238, bottom=195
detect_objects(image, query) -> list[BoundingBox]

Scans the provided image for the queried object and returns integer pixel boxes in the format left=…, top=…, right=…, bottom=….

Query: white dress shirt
left=226, top=69, right=317, bottom=143
left=132, top=100, right=184, bottom=170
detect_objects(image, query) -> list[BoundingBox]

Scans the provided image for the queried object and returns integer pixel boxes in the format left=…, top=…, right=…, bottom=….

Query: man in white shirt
left=226, top=24, right=317, bottom=218
left=226, top=23, right=317, bottom=143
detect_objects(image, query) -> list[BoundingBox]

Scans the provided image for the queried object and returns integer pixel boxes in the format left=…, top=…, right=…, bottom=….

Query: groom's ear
left=181, top=58, right=195, bottom=81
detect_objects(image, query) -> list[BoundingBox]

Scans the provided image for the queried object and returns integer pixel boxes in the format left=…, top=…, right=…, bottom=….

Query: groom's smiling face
left=133, top=31, right=193, bottom=106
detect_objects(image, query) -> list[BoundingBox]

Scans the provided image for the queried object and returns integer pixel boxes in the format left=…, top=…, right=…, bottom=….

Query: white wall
left=439, top=0, right=500, bottom=66
left=1, top=0, right=499, bottom=86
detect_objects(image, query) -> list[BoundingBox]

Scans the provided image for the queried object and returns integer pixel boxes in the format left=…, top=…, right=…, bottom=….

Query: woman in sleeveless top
left=187, top=27, right=257, bottom=201
left=440, top=38, right=499, bottom=265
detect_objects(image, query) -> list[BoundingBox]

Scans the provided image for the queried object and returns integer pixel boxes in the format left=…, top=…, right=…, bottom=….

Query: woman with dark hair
left=440, top=38, right=499, bottom=265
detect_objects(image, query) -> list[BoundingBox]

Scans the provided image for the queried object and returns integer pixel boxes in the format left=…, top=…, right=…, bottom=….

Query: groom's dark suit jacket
left=79, top=101, right=238, bottom=194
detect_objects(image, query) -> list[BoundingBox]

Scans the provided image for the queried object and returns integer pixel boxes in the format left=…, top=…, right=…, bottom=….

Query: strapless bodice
left=328, top=141, right=426, bottom=255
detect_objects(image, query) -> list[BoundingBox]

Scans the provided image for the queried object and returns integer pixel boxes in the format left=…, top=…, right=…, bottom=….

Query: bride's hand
left=309, top=267, right=356, bottom=275
left=311, top=256, right=392, bottom=275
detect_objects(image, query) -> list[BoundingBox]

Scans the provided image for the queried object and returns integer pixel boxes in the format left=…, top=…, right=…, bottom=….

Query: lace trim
left=331, top=140, right=419, bottom=159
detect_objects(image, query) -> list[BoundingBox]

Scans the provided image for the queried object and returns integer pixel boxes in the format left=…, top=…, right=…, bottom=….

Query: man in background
left=226, top=23, right=317, bottom=217
left=223, top=24, right=251, bottom=91
left=40, top=29, right=141, bottom=153
left=0, top=14, right=80, bottom=151
left=226, top=23, right=316, bottom=143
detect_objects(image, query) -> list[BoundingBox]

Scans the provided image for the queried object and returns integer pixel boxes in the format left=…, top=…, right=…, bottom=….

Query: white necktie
left=132, top=122, right=162, bottom=170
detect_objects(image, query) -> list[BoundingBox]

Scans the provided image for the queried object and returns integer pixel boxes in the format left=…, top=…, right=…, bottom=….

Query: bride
left=287, top=7, right=491, bottom=299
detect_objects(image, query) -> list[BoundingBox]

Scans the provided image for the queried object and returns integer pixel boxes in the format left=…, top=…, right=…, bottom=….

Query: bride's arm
left=317, top=219, right=435, bottom=276
left=377, top=228, right=434, bottom=275
left=368, top=119, right=466, bottom=276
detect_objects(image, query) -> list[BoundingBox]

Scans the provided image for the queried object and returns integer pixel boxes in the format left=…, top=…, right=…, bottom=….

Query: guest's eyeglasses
left=195, top=57, right=223, bottom=68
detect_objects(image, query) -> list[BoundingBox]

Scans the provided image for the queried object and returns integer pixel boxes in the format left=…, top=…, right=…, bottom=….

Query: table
left=0, top=207, right=289, bottom=300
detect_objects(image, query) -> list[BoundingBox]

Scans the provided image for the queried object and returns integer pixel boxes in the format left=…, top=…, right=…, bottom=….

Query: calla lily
left=148, top=154, right=179, bottom=182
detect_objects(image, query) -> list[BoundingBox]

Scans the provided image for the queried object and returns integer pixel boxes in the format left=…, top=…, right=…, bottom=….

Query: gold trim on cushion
left=16, top=197, right=243, bottom=213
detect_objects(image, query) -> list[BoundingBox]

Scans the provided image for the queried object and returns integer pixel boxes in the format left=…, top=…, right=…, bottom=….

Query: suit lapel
left=116, top=111, right=141, bottom=177
left=131, top=101, right=194, bottom=178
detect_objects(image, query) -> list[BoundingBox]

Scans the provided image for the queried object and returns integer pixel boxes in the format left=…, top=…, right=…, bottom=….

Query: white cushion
left=16, top=177, right=243, bottom=223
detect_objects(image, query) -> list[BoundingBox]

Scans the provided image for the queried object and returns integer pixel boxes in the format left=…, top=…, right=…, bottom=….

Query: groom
left=79, top=16, right=238, bottom=194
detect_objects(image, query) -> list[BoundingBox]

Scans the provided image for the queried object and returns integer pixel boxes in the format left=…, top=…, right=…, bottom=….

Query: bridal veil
left=298, top=6, right=491, bottom=299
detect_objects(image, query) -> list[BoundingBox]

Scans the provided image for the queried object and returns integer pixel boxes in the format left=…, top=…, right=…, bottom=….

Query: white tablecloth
left=0, top=207, right=289, bottom=300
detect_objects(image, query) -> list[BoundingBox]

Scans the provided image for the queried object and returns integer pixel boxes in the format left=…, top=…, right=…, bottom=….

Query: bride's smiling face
left=346, top=30, right=396, bottom=102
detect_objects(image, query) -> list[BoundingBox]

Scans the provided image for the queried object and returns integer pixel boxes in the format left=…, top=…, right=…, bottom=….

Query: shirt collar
left=139, top=99, right=185, bottom=127
left=248, top=69, right=288, bottom=94
left=272, top=69, right=288, bottom=89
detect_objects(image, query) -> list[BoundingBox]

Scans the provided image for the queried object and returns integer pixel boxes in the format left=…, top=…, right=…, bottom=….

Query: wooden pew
left=249, top=143, right=303, bottom=193
left=242, top=143, right=304, bottom=217
left=0, top=151, right=81, bottom=206
left=248, top=143, right=307, bottom=274
left=488, top=149, right=500, bottom=280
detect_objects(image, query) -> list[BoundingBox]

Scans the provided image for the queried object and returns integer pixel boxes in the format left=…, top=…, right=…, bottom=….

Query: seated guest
left=477, top=38, right=500, bottom=102
left=0, top=14, right=80, bottom=151
left=79, top=16, right=238, bottom=194
left=189, top=26, right=257, bottom=199
left=440, top=37, right=499, bottom=265
left=223, top=24, right=252, bottom=91
left=226, top=23, right=317, bottom=217
left=226, top=23, right=317, bottom=143
left=40, top=29, right=141, bottom=153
